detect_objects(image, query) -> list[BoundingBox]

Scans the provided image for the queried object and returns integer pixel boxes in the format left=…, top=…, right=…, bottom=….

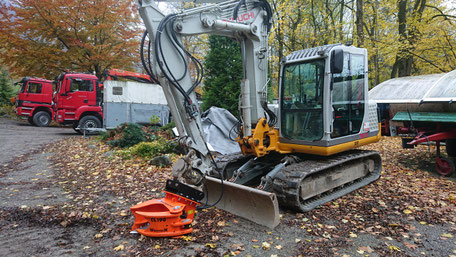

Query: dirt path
left=0, top=119, right=96, bottom=256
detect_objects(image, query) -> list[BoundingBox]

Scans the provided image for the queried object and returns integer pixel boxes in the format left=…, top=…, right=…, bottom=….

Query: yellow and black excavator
left=130, top=0, right=382, bottom=237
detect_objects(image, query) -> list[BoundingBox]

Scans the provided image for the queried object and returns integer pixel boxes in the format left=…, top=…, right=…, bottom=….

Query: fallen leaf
left=349, top=232, right=357, bottom=238
left=275, top=245, right=282, bottom=250
left=358, top=246, right=374, bottom=253
left=181, top=236, right=193, bottom=241
left=404, top=242, right=418, bottom=249
left=205, top=243, right=216, bottom=249
left=231, top=243, right=245, bottom=251
left=94, top=233, right=103, bottom=239
left=388, top=245, right=401, bottom=251
left=114, top=244, right=124, bottom=251
left=262, top=242, right=271, bottom=250
left=442, top=233, right=453, bottom=238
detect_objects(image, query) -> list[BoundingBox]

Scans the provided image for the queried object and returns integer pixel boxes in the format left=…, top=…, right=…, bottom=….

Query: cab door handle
left=83, top=99, right=88, bottom=103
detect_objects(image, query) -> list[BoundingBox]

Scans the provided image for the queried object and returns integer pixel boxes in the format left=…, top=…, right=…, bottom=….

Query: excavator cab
left=278, top=44, right=381, bottom=156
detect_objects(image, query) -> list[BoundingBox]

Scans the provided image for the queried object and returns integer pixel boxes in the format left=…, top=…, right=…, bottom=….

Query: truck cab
left=54, top=72, right=103, bottom=133
left=15, top=77, right=54, bottom=127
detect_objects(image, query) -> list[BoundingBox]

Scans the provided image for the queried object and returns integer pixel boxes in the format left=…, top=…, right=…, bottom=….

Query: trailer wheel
left=33, top=111, right=51, bottom=127
left=27, top=117, right=35, bottom=126
left=446, top=139, right=456, bottom=157
left=436, top=157, right=455, bottom=176
left=78, top=115, right=101, bottom=135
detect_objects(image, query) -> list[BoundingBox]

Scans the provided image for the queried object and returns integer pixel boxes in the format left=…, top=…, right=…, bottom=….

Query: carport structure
left=369, top=70, right=456, bottom=175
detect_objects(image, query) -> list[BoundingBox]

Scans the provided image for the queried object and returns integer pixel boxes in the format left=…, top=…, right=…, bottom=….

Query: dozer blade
left=203, top=176, right=280, bottom=229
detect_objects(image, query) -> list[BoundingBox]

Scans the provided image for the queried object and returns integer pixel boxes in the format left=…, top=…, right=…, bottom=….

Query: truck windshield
left=281, top=59, right=325, bottom=141
left=18, top=82, right=27, bottom=93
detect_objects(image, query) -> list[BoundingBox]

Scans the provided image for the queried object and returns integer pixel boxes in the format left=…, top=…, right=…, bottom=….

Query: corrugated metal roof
left=286, top=44, right=341, bottom=61
left=369, top=70, right=456, bottom=103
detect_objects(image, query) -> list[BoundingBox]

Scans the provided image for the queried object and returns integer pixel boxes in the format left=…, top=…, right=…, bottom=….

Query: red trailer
left=392, top=112, right=456, bottom=176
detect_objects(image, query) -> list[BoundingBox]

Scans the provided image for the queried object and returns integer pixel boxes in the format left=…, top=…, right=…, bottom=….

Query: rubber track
left=272, top=150, right=382, bottom=212
left=211, top=152, right=250, bottom=178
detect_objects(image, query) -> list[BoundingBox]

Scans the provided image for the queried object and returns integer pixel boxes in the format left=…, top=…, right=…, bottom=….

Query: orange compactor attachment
left=130, top=179, right=204, bottom=237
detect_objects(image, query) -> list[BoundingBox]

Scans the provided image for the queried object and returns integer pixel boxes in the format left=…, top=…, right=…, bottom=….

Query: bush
left=0, top=104, right=16, bottom=117
left=129, top=139, right=177, bottom=158
left=149, top=115, right=161, bottom=125
left=107, top=123, right=146, bottom=148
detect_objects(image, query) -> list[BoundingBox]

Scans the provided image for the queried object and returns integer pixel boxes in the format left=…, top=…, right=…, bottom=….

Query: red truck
left=14, top=77, right=55, bottom=127
left=53, top=72, right=103, bottom=133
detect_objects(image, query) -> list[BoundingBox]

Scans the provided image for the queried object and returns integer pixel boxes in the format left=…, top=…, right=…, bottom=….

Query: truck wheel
left=33, top=111, right=51, bottom=127
left=446, top=139, right=456, bottom=157
left=27, top=117, right=35, bottom=126
left=78, top=115, right=101, bottom=135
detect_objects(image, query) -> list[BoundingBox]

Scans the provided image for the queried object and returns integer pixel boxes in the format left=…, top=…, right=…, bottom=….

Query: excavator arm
left=135, top=0, right=280, bottom=229
left=138, top=0, right=272, bottom=186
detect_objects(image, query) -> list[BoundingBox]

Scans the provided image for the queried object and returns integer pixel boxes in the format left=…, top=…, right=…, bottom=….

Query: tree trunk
left=339, top=0, right=344, bottom=42
left=356, top=0, right=363, bottom=47
left=391, top=0, right=411, bottom=78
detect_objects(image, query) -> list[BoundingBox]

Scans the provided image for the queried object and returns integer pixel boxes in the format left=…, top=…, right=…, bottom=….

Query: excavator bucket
left=203, top=176, right=280, bottom=229
left=130, top=180, right=204, bottom=237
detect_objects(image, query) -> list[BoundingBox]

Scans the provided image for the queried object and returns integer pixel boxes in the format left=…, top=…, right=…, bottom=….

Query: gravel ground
left=0, top=117, right=455, bottom=256
left=0, top=118, right=97, bottom=256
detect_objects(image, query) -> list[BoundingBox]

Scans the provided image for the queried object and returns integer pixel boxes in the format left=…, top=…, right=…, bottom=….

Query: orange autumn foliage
left=0, top=0, right=141, bottom=79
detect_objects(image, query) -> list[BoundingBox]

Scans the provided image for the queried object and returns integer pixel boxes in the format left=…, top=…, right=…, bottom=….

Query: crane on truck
left=130, top=0, right=382, bottom=236
left=103, top=69, right=154, bottom=83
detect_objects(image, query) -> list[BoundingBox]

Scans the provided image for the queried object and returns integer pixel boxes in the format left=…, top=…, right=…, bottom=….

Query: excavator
left=130, top=0, right=382, bottom=237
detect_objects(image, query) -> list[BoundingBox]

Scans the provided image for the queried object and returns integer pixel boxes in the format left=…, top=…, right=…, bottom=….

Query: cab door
left=25, top=81, right=45, bottom=103
left=62, top=78, right=96, bottom=111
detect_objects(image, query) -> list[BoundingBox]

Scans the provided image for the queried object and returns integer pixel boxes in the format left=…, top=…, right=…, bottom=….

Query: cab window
left=281, top=59, right=325, bottom=141
left=26, top=82, right=42, bottom=94
left=70, top=79, right=93, bottom=92
left=331, top=53, right=365, bottom=138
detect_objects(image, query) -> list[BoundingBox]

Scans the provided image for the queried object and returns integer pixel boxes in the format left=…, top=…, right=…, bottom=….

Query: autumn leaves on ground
left=3, top=132, right=456, bottom=256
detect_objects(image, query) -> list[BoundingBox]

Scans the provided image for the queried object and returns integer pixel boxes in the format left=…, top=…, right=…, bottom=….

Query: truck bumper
left=16, top=107, right=33, bottom=117
left=56, top=110, right=75, bottom=125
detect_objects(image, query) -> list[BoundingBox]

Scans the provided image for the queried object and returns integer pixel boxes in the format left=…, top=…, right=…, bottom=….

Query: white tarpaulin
left=201, top=107, right=241, bottom=155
